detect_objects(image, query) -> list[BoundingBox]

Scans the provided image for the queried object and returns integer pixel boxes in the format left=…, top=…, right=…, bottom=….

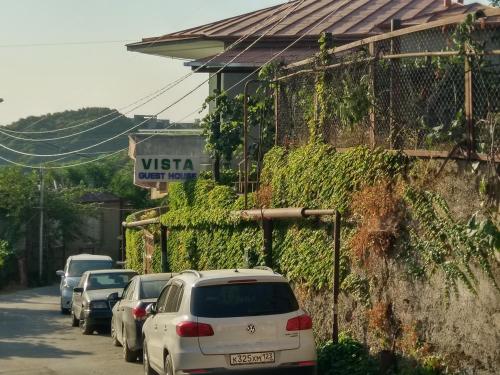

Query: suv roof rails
left=180, top=270, right=202, bottom=278
left=253, top=266, right=275, bottom=273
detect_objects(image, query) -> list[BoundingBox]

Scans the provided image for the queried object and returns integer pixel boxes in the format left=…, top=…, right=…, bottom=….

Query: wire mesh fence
left=275, top=11, right=500, bottom=160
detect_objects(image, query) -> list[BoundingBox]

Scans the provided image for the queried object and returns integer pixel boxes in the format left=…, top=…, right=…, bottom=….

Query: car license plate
left=230, top=352, right=275, bottom=366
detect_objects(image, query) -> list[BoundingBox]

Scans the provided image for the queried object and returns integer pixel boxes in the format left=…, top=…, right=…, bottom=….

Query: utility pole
left=39, top=167, right=44, bottom=282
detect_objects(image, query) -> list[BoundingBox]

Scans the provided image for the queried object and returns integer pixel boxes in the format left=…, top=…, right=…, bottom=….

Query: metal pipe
left=160, top=225, right=168, bottom=272
left=332, top=210, right=341, bottom=344
left=263, top=220, right=274, bottom=268
left=303, top=209, right=337, bottom=216
left=235, top=208, right=337, bottom=220
left=239, top=208, right=307, bottom=220
left=122, top=217, right=161, bottom=228
left=244, top=81, right=253, bottom=209
left=243, top=79, right=269, bottom=209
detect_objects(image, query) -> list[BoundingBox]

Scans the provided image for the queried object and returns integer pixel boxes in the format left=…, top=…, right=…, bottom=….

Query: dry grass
left=350, top=181, right=404, bottom=267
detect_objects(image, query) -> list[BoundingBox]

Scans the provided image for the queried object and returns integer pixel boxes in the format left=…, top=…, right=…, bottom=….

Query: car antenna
left=234, top=269, right=239, bottom=273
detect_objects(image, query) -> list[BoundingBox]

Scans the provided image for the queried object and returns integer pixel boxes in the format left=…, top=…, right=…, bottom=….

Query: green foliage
left=318, top=334, right=379, bottom=375
left=57, top=153, right=151, bottom=208
left=261, top=144, right=408, bottom=213
left=200, top=80, right=275, bottom=175
left=404, top=188, right=500, bottom=294
left=0, top=108, right=133, bottom=166
left=201, top=92, right=243, bottom=166
left=0, top=240, right=15, bottom=288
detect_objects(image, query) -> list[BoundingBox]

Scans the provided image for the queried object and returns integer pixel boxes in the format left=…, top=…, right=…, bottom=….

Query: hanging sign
left=134, top=156, right=200, bottom=183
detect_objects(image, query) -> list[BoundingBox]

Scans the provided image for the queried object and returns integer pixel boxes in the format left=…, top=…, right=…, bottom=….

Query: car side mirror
left=107, top=292, right=121, bottom=301
left=146, top=303, right=157, bottom=316
left=73, top=287, right=84, bottom=294
left=56, top=270, right=65, bottom=277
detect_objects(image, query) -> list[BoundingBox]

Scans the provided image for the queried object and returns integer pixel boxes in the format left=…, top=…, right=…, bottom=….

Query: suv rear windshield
left=68, top=260, right=112, bottom=277
left=191, top=282, right=299, bottom=318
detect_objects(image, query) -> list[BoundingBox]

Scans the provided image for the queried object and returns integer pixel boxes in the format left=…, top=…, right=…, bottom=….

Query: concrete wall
left=296, top=159, right=499, bottom=374
left=65, top=201, right=121, bottom=261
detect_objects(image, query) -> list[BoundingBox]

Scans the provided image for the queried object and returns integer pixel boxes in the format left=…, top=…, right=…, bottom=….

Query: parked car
left=142, top=268, right=317, bottom=375
left=71, top=269, right=138, bottom=335
left=111, top=272, right=177, bottom=362
left=56, top=254, right=113, bottom=314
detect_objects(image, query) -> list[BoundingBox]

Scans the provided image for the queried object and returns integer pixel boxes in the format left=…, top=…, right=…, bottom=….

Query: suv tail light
left=286, top=314, right=313, bottom=331
left=176, top=321, right=214, bottom=337
left=132, top=305, right=147, bottom=321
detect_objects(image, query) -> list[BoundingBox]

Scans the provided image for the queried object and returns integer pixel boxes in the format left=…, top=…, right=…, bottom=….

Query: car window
left=122, top=280, right=135, bottom=300
left=139, top=279, right=170, bottom=299
left=78, top=274, right=87, bottom=288
left=191, top=282, right=299, bottom=318
left=157, top=285, right=171, bottom=313
left=165, top=284, right=182, bottom=313
left=86, top=272, right=136, bottom=291
left=67, top=260, right=113, bottom=277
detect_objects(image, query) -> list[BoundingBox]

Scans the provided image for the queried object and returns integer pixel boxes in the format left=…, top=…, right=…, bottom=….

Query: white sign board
left=134, top=156, right=200, bottom=183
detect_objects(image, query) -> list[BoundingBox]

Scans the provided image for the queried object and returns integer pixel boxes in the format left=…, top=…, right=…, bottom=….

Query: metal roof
left=129, top=0, right=488, bottom=47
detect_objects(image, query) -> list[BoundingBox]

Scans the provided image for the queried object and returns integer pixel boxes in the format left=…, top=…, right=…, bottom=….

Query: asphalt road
left=0, top=285, right=141, bottom=375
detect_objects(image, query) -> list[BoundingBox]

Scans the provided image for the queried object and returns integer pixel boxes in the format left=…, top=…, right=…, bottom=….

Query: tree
left=490, top=0, right=499, bottom=7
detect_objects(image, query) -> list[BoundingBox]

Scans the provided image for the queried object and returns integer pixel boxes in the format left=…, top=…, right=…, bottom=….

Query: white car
left=56, top=254, right=113, bottom=314
left=142, top=268, right=317, bottom=375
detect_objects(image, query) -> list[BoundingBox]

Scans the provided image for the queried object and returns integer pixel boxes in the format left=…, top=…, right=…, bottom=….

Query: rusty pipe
left=122, top=217, right=161, bottom=228
left=235, top=208, right=337, bottom=220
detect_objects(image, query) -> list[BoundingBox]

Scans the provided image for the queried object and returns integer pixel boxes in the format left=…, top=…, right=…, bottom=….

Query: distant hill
left=0, top=108, right=135, bottom=166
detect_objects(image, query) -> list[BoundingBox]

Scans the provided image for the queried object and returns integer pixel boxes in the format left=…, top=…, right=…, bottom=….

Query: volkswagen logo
left=246, top=324, right=256, bottom=334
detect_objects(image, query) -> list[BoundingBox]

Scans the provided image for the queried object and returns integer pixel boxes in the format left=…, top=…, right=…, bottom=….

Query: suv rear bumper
left=176, top=366, right=316, bottom=375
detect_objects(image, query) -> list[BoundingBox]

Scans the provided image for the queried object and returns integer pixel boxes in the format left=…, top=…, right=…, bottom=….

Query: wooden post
left=332, top=211, right=341, bottom=344
left=369, top=42, right=377, bottom=147
left=121, top=226, right=126, bottom=263
left=389, top=19, right=402, bottom=149
left=464, top=57, right=474, bottom=159
left=263, top=220, right=274, bottom=268
left=160, top=225, right=168, bottom=272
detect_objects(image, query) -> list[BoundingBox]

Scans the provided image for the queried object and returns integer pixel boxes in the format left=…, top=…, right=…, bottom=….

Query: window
left=164, top=285, right=179, bottom=313
left=86, top=272, right=136, bottom=291
left=165, top=284, right=183, bottom=313
left=191, top=282, right=299, bottom=318
left=139, top=279, right=170, bottom=299
left=157, top=285, right=171, bottom=313
left=123, top=280, right=135, bottom=300
left=67, top=260, right=113, bottom=277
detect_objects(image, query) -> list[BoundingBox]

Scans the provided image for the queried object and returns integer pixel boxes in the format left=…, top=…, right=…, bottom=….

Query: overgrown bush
left=318, top=334, right=379, bottom=375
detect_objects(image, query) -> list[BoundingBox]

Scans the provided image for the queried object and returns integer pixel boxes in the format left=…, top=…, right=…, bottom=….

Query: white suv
left=142, top=268, right=317, bottom=375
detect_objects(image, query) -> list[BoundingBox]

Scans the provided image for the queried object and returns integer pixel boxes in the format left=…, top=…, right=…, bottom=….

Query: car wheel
left=164, top=354, right=174, bottom=375
left=123, top=328, right=138, bottom=362
left=71, top=311, right=79, bottom=327
left=111, top=317, right=120, bottom=346
left=143, top=341, right=157, bottom=375
left=80, top=317, right=93, bottom=335
left=60, top=304, right=69, bottom=315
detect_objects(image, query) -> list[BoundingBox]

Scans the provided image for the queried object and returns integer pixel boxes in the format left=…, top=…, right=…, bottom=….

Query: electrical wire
left=0, top=0, right=344, bottom=170
left=0, top=1, right=294, bottom=137
left=0, top=0, right=306, bottom=157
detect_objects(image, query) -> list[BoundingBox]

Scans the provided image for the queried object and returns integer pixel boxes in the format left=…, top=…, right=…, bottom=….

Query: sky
left=0, top=0, right=284, bottom=126
left=0, top=0, right=491, bottom=126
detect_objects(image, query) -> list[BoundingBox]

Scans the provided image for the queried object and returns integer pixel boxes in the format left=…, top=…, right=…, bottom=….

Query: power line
left=0, top=0, right=306, bottom=158
left=0, top=40, right=134, bottom=48
left=1, top=1, right=294, bottom=137
left=0, top=0, right=345, bottom=170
